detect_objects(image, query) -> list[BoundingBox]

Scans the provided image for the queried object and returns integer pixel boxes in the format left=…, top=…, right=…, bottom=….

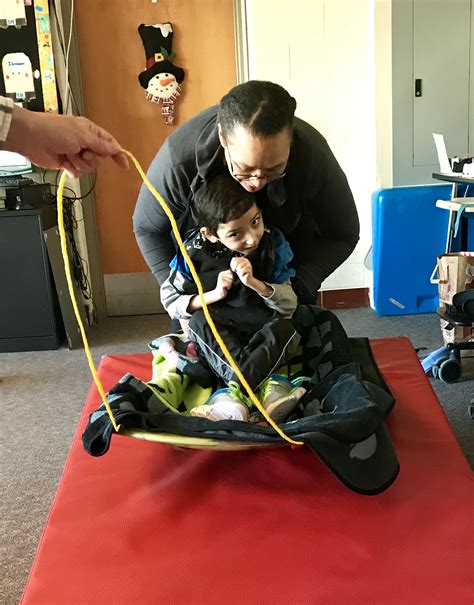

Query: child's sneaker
left=259, top=374, right=307, bottom=423
left=190, top=382, right=249, bottom=422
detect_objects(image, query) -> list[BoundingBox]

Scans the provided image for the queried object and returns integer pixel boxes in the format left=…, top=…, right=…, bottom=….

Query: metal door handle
left=415, top=78, right=422, bottom=97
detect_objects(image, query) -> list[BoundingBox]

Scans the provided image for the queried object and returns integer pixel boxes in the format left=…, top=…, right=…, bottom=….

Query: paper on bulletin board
left=0, top=0, right=27, bottom=29
left=33, top=0, right=58, bottom=112
left=2, top=52, right=38, bottom=102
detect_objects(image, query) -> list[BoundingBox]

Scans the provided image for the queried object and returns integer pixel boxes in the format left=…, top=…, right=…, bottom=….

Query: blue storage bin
left=371, top=185, right=451, bottom=316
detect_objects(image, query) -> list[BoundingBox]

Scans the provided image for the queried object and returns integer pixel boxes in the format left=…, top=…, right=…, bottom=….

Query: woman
left=133, top=80, right=359, bottom=304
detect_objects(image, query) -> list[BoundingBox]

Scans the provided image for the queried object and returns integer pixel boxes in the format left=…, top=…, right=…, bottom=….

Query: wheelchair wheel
left=432, top=356, right=449, bottom=379
left=438, top=358, right=462, bottom=383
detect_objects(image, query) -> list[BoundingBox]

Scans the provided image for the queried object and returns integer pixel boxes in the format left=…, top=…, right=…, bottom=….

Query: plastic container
left=371, top=184, right=451, bottom=316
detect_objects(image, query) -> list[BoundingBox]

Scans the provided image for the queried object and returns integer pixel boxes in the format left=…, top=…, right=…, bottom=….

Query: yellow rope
left=57, top=150, right=303, bottom=446
left=57, top=172, right=120, bottom=432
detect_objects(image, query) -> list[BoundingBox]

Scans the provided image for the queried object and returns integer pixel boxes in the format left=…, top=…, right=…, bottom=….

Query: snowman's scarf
left=145, top=84, right=183, bottom=125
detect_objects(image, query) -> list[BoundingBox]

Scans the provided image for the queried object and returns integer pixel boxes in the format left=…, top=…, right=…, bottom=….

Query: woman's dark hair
left=194, top=174, right=256, bottom=234
left=218, top=80, right=297, bottom=139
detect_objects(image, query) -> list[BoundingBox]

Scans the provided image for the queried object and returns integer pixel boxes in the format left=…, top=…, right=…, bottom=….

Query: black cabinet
left=0, top=207, right=64, bottom=351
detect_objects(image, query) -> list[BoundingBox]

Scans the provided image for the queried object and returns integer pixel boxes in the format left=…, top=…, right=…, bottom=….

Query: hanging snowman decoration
left=138, top=23, right=185, bottom=125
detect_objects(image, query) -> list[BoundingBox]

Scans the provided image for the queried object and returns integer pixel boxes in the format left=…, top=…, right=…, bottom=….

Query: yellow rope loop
left=57, top=172, right=120, bottom=432
left=57, top=150, right=303, bottom=447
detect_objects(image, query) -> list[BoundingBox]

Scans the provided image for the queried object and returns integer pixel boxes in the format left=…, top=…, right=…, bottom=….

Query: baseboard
left=104, top=274, right=369, bottom=316
left=318, top=288, right=370, bottom=310
left=104, top=273, right=166, bottom=316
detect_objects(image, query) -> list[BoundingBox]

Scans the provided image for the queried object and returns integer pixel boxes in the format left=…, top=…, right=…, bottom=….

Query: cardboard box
left=432, top=252, right=474, bottom=345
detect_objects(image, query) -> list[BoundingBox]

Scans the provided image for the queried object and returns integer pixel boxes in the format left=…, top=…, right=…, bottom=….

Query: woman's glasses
left=226, top=148, right=286, bottom=183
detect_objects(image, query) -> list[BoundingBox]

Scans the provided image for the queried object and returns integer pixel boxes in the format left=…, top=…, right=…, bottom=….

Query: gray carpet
left=1, top=309, right=472, bottom=605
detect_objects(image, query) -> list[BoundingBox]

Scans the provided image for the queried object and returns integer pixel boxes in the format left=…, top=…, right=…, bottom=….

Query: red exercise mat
left=21, top=337, right=473, bottom=605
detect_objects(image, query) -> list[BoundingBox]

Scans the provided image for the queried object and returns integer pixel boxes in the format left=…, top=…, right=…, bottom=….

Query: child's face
left=205, top=203, right=265, bottom=255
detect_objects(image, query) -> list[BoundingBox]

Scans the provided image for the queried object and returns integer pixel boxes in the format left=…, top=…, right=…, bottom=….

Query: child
left=159, top=173, right=306, bottom=423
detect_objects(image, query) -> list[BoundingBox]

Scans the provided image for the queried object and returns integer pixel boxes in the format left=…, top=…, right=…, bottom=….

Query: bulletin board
left=0, top=0, right=58, bottom=112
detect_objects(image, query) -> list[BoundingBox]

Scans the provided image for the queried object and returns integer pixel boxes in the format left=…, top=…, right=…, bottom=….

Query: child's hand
left=230, top=256, right=272, bottom=298
left=230, top=257, right=253, bottom=286
left=214, top=270, right=234, bottom=300
left=187, top=271, right=233, bottom=311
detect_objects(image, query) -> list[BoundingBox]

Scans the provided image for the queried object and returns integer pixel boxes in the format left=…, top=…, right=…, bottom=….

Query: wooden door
left=74, top=0, right=236, bottom=278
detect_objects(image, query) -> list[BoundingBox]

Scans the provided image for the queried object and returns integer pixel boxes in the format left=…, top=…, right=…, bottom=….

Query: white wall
left=374, top=0, right=393, bottom=190
left=244, top=0, right=389, bottom=290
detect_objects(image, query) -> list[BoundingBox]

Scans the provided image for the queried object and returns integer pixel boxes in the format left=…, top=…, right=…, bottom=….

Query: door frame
left=233, top=0, right=249, bottom=84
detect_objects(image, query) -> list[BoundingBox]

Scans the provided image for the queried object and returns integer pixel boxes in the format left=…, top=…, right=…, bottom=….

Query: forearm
left=160, top=271, right=223, bottom=318
left=3, top=104, right=31, bottom=154
left=135, top=231, right=176, bottom=286
left=250, top=279, right=298, bottom=316
left=290, top=187, right=359, bottom=302
left=160, top=275, right=194, bottom=319
left=0, top=96, right=14, bottom=148
left=292, top=235, right=358, bottom=302
left=245, top=276, right=273, bottom=298
left=289, top=136, right=359, bottom=301
left=2, top=102, right=127, bottom=176
left=133, top=141, right=190, bottom=286
left=187, top=289, right=222, bottom=312
left=133, top=184, right=183, bottom=287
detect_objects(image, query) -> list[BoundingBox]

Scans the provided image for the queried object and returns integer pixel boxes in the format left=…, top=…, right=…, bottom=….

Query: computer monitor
left=0, top=150, right=32, bottom=177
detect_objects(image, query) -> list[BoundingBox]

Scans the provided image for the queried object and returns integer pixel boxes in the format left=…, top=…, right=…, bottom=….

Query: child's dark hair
left=218, top=80, right=297, bottom=139
left=194, top=174, right=256, bottom=234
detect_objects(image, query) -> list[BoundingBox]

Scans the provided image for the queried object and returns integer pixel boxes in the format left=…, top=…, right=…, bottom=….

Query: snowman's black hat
left=138, top=60, right=185, bottom=90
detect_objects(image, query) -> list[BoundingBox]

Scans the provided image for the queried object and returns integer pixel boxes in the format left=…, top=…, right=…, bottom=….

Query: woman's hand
left=5, top=105, right=129, bottom=178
